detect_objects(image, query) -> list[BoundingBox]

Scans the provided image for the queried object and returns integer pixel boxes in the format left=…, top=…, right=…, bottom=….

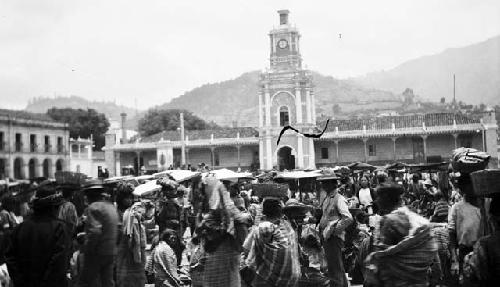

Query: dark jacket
left=6, top=214, right=71, bottom=287
left=84, top=201, right=119, bottom=256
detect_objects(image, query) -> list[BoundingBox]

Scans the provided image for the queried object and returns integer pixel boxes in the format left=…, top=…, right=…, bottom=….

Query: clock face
left=278, top=39, right=288, bottom=49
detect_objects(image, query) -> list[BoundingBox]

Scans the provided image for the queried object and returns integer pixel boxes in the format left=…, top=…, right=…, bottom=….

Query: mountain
left=158, top=71, right=398, bottom=126
left=351, top=35, right=500, bottom=106
left=25, top=95, right=140, bottom=129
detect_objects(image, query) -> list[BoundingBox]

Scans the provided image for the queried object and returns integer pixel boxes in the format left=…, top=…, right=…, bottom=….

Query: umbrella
left=153, top=170, right=200, bottom=182
left=208, top=168, right=254, bottom=181
left=103, top=175, right=135, bottom=183
left=133, top=180, right=162, bottom=197
left=348, top=162, right=376, bottom=171
left=275, top=170, right=322, bottom=179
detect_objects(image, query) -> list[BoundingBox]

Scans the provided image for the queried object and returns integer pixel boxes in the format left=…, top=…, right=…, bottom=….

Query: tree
left=47, top=108, right=110, bottom=151
left=138, top=108, right=219, bottom=137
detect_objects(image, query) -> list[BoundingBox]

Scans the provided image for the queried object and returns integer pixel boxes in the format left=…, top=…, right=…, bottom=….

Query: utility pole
left=180, top=112, right=186, bottom=166
left=453, top=74, right=456, bottom=108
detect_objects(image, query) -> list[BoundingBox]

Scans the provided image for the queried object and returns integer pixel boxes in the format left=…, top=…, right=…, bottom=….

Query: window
left=15, top=133, right=22, bottom=152
left=0, top=132, right=4, bottom=151
left=321, top=147, right=329, bottom=159
left=369, top=144, right=376, bottom=156
left=30, top=134, right=37, bottom=152
left=279, top=106, right=290, bottom=126
left=57, top=137, right=63, bottom=153
left=44, top=136, right=50, bottom=152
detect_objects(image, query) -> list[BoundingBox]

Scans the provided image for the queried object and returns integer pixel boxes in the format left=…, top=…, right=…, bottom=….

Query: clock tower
left=258, top=10, right=317, bottom=170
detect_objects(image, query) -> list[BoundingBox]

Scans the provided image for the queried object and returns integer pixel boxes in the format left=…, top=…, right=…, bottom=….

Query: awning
left=133, top=180, right=162, bottom=197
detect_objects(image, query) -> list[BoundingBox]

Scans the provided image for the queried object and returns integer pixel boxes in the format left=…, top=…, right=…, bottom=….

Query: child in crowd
left=69, top=232, right=86, bottom=286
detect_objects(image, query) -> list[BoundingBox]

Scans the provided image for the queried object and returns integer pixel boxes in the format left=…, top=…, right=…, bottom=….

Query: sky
left=1, top=0, right=499, bottom=110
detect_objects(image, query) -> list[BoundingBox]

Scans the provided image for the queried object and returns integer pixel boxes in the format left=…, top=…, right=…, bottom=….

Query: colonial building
left=259, top=9, right=317, bottom=171
left=0, top=109, right=70, bottom=179
left=103, top=10, right=499, bottom=176
left=69, top=137, right=107, bottom=178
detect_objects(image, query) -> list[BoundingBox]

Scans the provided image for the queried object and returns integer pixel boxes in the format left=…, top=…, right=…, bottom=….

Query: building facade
left=103, top=10, right=499, bottom=177
left=259, top=10, right=316, bottom=171
left=0, top=110, right=70, bottom=180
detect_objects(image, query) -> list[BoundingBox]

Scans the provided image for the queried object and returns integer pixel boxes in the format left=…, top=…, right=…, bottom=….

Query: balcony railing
left=0, top=141, right=4, bottom=151
left=45, top=144, right=51, bottom=153
left=57, top=145, right=64, bottom=153
left=30, top=144, right=38, bottom=152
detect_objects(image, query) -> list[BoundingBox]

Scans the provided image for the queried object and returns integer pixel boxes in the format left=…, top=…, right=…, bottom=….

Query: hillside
left=352, top=35, right=500, bottom=106
left=25, top=96, right=140, bottom=129
left=159, top=71, right=398, bottom=126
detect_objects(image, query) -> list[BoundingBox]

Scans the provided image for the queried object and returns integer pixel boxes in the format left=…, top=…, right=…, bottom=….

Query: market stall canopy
left=153, top=169, right=200, bottom=182
left=208, top=168, right=254, bottom=181
left=348, top=162, right=376, bottom=171
left=133, top=180, right=162, bottom=197
left=406, top=162, right=449, bottom=173
left=103, top=175, right=135, bottom=184
left=384, top=162, right=408, bottom=171
left=135, top=175, right=155, bottom=181
left=275, top=170, right=322, bottom=179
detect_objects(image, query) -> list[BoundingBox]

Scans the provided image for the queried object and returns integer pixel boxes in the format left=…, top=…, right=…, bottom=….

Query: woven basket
left=470, top=169, right=500, bottom=197
left=452, top=160, right=489, bottom=174
left=251, top=183, right=288, bottom=198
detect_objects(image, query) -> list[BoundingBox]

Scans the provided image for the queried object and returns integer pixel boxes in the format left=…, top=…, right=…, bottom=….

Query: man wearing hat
left=318, top=174, right=353, bottom=287
left=78, top=183, right=119, bottom=287
left=5, top=184, right=71, bottom=287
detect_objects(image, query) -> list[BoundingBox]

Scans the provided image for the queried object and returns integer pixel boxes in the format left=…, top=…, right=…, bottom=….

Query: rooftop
left=321, top=113, right=481, bottom=132
left=139, top=127, right=258, bottom=143
left=0, top=109, right=57, bottom=122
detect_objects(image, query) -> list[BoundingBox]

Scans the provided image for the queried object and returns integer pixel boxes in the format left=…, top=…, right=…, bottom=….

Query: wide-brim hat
left=32, top=186, right=64, bottom=208
left=317, top=174, right=339, bottom=182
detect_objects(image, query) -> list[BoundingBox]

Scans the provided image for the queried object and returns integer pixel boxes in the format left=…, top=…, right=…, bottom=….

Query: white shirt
left=358, top=187, right=373, bottom=206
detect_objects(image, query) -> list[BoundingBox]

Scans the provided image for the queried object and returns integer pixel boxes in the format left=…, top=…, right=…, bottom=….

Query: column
left=69, top=143, right=73, bottom=158
left=78, top=144, right=81, bottom=159
left=305, top=88, right=312, bottom=123
left=265, top=136, right=272, bottom=169
left=311, top=91, right=317, bottom=125
left=391, top=137, right=398, bottom=161
left=259, top=140, right=264, bottom=170
left=258, top=91, right=263, bottom=127
left=421, top=135, right=428, bottom=163
left=22, top=161, right=29, bottom=180
left=297, top=135, right=304, bottom=168
left=237, top=145, right=241, bottom=169
left=334, top=140, right=340, bottom=163
left=295, top=85, right=303, bottom=124
left=5, top=158, right=12, bottom=179
left=308, top=138, right=315, bottom=168
left=264, top=87, right=271, bottom=127
left=453, top=134, right=458, bottom=149
left=87, top=143, right=92, bottom=160
left=363, top=138, right=368, bottom=163
left=185, top=148, right=190, bottom=166
left=136, top=151, right=141, bottom=174
left=210, top=147, right=215, bottom=167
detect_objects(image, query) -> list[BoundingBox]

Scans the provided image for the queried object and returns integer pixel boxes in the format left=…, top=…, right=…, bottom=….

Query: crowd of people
left=0, top=149, right=499, bottom=287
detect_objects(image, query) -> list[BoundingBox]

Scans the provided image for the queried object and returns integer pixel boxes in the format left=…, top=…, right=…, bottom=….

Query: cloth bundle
left=365, top=211, right=438, bottom=287
left=452, top=148, right=490, bottom=173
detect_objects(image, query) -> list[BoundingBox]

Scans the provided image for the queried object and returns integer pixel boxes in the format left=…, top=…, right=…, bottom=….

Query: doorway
left=277, top=146, right=295, bottom=171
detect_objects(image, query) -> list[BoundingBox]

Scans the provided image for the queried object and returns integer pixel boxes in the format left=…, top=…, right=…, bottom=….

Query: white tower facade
left=259, top=10, right=316, bottom=170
